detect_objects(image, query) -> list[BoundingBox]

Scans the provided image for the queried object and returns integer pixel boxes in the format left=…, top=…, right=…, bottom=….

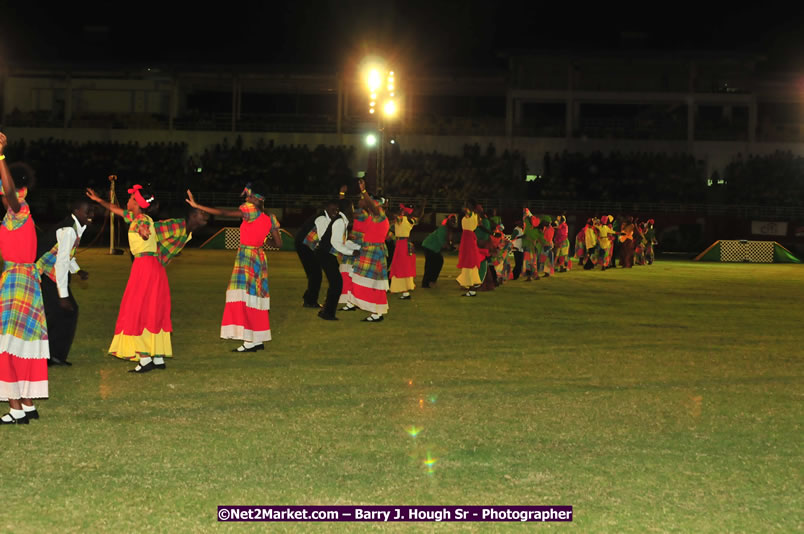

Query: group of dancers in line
left=0, top=127, right=657, bottom=424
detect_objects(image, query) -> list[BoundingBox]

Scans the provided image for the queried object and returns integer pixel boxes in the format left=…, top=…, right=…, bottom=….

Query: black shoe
left=340, top=305, right=357, bottom=311
left=399, top=294, right=412, bottom=300
left=154, top=361, right=167, bottom=369
left=231, top=344, right=264, bottom=353
left=318, top=311, right=338, bottom=321
left=23, top=409, right=39, bottom=420
left=129, top=361, right=157, bottom=373
left=362, top=315, right=384, bottom=322
left=0, top=413, right=28, bottom=425
left=461, top=291, right=477, bottom=297
left=303, top=302, right=322, bottom=308
left=48, top=358, right=71, bottom=367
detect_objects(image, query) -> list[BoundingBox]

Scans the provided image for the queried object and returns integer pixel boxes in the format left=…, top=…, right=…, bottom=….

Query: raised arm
left=86, top=188, right=125, bottom=218
left=186, top=189, right=242, bottom=218
left=0, top=133, right=21, bottom=213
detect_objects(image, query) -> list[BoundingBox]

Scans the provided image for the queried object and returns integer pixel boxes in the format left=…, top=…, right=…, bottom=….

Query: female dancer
left=0, top=138, right=49, bottom=423
left=348, top=179, right=390, bottom=322
left=86, top=184, right=172, bottom=373
left=456, top=202, right=485, bottom=296
left=186, top=186, right=281, bottom=351
left=389, top=201, right=424, bottom=300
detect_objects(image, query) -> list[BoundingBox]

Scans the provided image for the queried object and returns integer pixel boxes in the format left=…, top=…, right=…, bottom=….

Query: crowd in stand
left=4, top=138, right=804, bottom=207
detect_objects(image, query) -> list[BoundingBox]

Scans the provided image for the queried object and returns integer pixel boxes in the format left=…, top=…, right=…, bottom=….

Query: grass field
left=3, top=249, right=803, bottom=533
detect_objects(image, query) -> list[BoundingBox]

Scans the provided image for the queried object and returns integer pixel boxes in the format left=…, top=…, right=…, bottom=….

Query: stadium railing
left=30, top=189, right=804, bottom=219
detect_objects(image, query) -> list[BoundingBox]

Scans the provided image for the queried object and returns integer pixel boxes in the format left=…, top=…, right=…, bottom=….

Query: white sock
left=22, top=404, right=36, bottom=413
left=243, top=341, right=261, bottom=349
left=10, top=408, right=26, bottom=419
left=139, top=357, right=153, bottom=366
left=402, top=292, right=410, bottom=297
left=371, top=313, right=381, bottom=319
left=0, top=414, right=13, bottom=422
left=153, top=357, right=165, bottom=365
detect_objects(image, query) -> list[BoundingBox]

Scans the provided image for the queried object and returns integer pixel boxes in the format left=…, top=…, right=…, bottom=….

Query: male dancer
left=35, top=199, right=93, bottom=366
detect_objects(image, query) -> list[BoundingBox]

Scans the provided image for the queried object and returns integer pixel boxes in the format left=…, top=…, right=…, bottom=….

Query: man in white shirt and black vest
left=35, top=199, right=93, bottom=366
left=314, top=200, right=360, bottom=320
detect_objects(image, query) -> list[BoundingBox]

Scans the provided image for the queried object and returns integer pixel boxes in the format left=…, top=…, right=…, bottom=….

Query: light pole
left=365, top=64, right=397, bottom=192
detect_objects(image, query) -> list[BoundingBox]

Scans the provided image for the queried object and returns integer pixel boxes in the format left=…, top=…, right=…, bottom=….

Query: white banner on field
left=751, top=221, right=788, bottom=237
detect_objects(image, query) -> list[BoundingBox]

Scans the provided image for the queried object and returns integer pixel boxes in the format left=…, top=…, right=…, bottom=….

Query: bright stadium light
left=365, top=133, right=377, bottom=147
left=383, top=100, right=397, bottom=117
left=367, top=69, right=382, bottom=93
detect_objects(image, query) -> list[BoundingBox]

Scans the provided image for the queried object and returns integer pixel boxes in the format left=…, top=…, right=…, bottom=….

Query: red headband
left=399, top=203, right=414, bottom=216
left=441, top=214, right=456, bottom=226
left=128, top=184, right=154, bottom=209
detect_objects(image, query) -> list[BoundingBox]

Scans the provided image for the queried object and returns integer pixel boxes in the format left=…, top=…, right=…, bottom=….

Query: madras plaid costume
left=338, top=220, right=365, bottom=304
left=221, top=206, right=277, bottom=343
left=348, top=209, right=389, bottom=314
left=0, top=199, right=49, bottom=401
left=154, top=218, right=191, bottom=266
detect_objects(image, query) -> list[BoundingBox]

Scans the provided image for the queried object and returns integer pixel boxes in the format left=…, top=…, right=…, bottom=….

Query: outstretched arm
left=186, top=189, right=242, bottom=218
left=0, top=133, right=21, bottom=213
left=86, top=188, right=125, bottom=218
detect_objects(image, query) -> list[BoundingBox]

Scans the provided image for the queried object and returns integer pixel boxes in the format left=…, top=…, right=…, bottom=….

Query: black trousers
left=40, top=276, right=79, bottom=363
left=316, top=251, right=343, bottom=318
left=422, top=248, right=444, bottom=287
left=296, top=243, right=322, bottom=306
left=512, top=251, right=524, bottom=280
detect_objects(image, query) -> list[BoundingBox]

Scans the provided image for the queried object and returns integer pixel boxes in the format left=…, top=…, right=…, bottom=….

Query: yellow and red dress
left=389, top=216, right=417, bottom=293
left=109, top=211, right=172, bottom=361
left=0, top=196, right=49, bottom=400
left=456, top=212, right=483, bottom=288
left=221, top=205, right=277, bottom=343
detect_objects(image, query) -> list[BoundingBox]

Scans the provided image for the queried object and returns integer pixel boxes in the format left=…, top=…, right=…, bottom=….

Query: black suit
left=36, top=216, right=81, bottom=364
left=295, top=212, right=323, bottom=306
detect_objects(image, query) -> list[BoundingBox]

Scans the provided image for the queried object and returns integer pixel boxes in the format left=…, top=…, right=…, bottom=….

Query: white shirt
left=511, top=226, right=524, bottom=252
left=54, top=214, right=87, bottom=298
left=314, top=212, right=360, bottom=256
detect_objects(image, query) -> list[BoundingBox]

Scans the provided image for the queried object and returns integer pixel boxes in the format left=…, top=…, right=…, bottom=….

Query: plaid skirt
left=222, top=245, right=271, bottom=342
left=349, top=242, right=389, bottom=314
left=0, top=262, right=49, bottom=400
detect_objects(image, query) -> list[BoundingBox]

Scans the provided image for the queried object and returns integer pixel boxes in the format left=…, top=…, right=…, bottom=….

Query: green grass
left=3, top=250, right=803, bottom=533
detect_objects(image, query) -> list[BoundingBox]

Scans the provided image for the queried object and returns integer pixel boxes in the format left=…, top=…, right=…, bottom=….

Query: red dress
left=109, top=212, right=173, bottom=361
left=221, top=209, right=275, bottom=342
left=0, top=205, right=49, bottom=400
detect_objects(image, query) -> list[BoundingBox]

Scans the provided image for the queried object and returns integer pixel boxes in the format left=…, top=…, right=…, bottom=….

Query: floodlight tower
left=366, top=64, right=397, bottom=192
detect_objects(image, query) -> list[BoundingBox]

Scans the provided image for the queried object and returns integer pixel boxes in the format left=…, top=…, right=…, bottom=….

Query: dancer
left=186, top=186, right=280, bottom=351
left=339, top=190, right=365, bottom=311
left=0, top=141, right=48, bottom=424
left=511, top=223, right=525, bottom=280
left=619, top=216, right=636, bottom=268
left=87, top=185, right=173, bottom=372
left=389, top=201, right=424, bottom=300
left=456, top=202, right=485, bottom=296
left=538, top=216, right=555, bottom=278
left=554, top=215, right=571, bottom=272
left=348, top=179, right=389, bottom=322
left=421, top=213, right=456, bottom=288
left=645, top=219, right=657, bottom=265
left=521, top=209, right=543, bottom=281
left=35, top=199, right=93, bottom=366
left=314, top=198, right=359, bottom=320
left=295, top=206, right=324, bottom=309
left=596, top=216, right=616, bottom=270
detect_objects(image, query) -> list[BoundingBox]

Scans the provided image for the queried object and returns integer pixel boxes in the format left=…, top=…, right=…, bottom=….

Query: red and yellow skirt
left=109, top=255, right=172, bottom=361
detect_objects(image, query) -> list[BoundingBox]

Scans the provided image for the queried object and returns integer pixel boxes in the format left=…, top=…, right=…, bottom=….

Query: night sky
left=0, top=1, right=803, bottom=72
